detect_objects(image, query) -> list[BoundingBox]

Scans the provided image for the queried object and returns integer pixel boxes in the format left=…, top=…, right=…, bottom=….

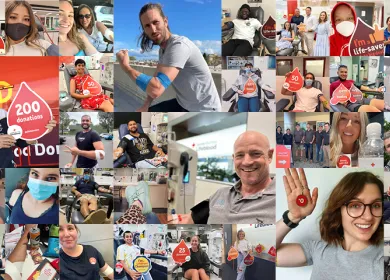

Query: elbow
left=148, top=78, right=165, bottom=99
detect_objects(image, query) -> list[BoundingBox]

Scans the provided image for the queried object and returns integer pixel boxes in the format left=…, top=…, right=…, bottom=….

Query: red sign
left=337, top=155, right=351, bottom=168
left=0, top=37, right=4, bottom=55
left=268, top=246, right=276, bottom=257
left=7, top=82, right=53, bottom=141
left=330, top=83, right=351, bottom=105
left=227, top=246, right=239, bottom=261
left=296, top=194, right=308, bottom=207
left=276, top=145, right=291, bottom=168
left=243, top=253, right=254, bottom=266
left=172, top=240, right=191, bottom=263
left=261, top=16, right=276, bottom=39
left=255, top=244, right=265, bottom=254
left=349, top=84, right=363, bottom=103
left=82, top=75, right=102, bottom=95
left=243, top=78, right=256, bottom=94
left=349, top=18, right=384, bottom=56
left=283, top=67, right=303, bottom=92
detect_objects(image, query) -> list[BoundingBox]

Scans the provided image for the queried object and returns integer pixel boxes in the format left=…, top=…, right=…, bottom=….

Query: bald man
left=169, top=131, right=276, bottom=224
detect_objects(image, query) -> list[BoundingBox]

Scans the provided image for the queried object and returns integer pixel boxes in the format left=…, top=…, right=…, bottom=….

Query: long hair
left=5, top=0, right=46, bottom=55
left=191, top=235, right=202, bottom=251
left=137, top=3, right=170, bottom=53
left=60, top=0, right=85, bottom=51
left=236, top=229, right=247, bottom=248
left=75, top=4, right=96, bottom=30
left=318, top=11, right=328, bottom=23
left=330, top=112, right=368, bottom=166
left=319, top=172, right=383, bottom=246
left=283, top=21, right=292, bottom=33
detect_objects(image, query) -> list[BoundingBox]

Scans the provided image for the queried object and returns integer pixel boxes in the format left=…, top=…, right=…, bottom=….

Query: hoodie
left=329, top=2, right=357, bottom=56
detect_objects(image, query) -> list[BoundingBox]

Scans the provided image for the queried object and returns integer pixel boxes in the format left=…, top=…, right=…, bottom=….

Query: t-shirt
left=276, top=132, right=283, bottom=145
left=293, top=129, right=304, bottom=143
left=235, top=239, right=252, bottom=254
left=75, top=130, right=101, bottom=168
left=295, top=87, right=323, bottom=112
left=232, top=18, right=262, bottom=46
left=385, top=28, right=390, bottom=55
left=79, top=22, right=108, bottom=52
left=301, top=240, right=383, bottom=280
left=330, top=79, right=354, bottom=98
left=116, top=244, right=142, bottom=270
left=304, top=129, right=315, bottom=144
left=60, top=245, right=105, bottom=280
left=290, top=15, right=304, bottom=26
left=231, top=74, right=263, bottom=98
left=323, top=130, right=330, bottom=145
left=315, top=131, right=324, bottom=145
left=181, top=248, right=210, bottom=275
left=158, top=34, right=221, bottom=112
left=5, top=39, right=52, bottom=56
left=74, top=178, right=98, bottom=195
left=118, top=133, right=155, bottom=163
left=283, top=134, right=293, bottom=145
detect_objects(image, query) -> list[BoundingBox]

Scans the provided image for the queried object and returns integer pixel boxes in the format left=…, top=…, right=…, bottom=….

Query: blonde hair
left=60, top=0, right=85, bottom=51
left=236, top=229, right=247, bottom=248
left=330, top=112, right=368, bottom=166
left=5, top=0, right=46, bottom=55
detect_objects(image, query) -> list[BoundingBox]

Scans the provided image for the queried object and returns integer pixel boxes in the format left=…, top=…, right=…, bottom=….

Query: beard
left=82, top=124, right=90, bottom=129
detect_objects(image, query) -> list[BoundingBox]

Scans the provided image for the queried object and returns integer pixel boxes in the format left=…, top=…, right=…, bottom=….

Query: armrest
left=223, top=88, right=236, bottom=101
left=276, top=99, right=290, bottom=112
left=263, top=89, right=275, bottom=99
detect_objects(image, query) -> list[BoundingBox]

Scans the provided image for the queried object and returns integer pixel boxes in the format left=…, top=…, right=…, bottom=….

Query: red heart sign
left=337, top=155, right=351, bottom=168
left=283, top=67, right=303, bottom=92
left=243, top=78, right=256, bottom=94
left=268, top=246, right=276, bottom=257
left=349, top=18, right=384, bottom=56
left=227, top=246, right=239, bottom=260
left=82, top=75, right=102, bottom=95
left=172, top=240, right=191, bottom=263
left=243, top=253, right=254, bottom=266
left=7, top=82, right=52, bottom=141
left=330, top=83, right=351, bottom=105
left=349, top=84, right=363, bottom=103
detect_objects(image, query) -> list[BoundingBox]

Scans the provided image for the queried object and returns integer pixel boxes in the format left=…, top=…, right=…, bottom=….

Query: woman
left=314, top=11, right=330, bottom=56
left=177, top=235, right=210, bottom=280
left=75, top=4, right=114, bottom=52
left=234, top=229, right=252, bottom=280
left=59, top=224, right=114, bottom=280
left=59, top=0, right=98, bottom=56
left=276, top=126, right=283, bottom=145
left=330, top=112, right=368, bottom=167
left=8, top=168, right=59, bottom=224
left=385, top=16, right=390, bottom=56
left=277, top=168, right=383, bottom=279
left=276, top=22, right=294, bottom=53
left=4, top=1, right=58, bottom=56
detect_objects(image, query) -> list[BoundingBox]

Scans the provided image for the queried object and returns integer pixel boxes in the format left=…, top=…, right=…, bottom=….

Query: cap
left=366, top=122, right=381, bottom=136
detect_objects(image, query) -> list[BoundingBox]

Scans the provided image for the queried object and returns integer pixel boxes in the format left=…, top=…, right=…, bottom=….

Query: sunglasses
left=79, top=14, right=91, bottom=19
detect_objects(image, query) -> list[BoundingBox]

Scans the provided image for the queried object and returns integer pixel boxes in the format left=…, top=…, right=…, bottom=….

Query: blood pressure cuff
left=190, top=199, right=209, bottom=224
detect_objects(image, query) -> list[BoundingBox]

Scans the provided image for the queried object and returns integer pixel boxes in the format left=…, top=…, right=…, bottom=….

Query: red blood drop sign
left=82, top=75, right=102, bottom=95
left=330, top=83, right=351, bottom=105
left=227, top=246, right=239, bottom=260
left=243, top=253, right=254, bottom=266
left=7, top=82, right=52, bottom=141
left=243, top=78, right=257, bottom=94
left=283, top=67, right=303, bottom=92
left=172, top=240, right=191, bottom=263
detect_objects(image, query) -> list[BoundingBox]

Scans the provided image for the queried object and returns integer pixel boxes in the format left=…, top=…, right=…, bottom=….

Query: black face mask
left=5, top=23, right=30, bottom=41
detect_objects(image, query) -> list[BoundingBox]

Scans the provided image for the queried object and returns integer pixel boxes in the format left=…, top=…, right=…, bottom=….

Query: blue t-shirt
left=385, top=28, right=390, bottom=55
left=290, top=15, right=304, bottom=26
left=74, top=179, right=98, bottom=195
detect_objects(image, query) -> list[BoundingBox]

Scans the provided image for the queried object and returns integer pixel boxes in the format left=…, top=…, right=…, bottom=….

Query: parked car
left=94, top=6, right=113, bottom=26
left=100, top=133, right=113, bottom=140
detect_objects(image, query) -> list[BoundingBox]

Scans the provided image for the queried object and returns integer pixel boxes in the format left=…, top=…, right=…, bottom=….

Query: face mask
left=5, top=23, right=30, bottom=41
left=305, top=79, right=313, bottom=86
left=245, top=68, right=251, bottom=75
left=336, top=21, right=355, bottom=37
left=84, top=175, right=90, bottom=180
left=28, top=177, right=58, bottom=201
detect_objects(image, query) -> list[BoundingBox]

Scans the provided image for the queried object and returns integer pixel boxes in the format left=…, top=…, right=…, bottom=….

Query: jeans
left=316, top=144, right=323, bottom=162
left=236, top=252, right=246, bottom=280
left=237, top=97, right=259, bottom=112
left=304, top=143, right=313, bottom=160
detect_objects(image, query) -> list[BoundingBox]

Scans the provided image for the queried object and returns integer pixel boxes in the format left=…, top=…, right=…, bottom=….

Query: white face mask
left=336, top=21, right=355, bottom=37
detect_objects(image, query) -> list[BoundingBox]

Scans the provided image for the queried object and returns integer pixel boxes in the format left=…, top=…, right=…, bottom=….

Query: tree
left=98, top=112, right=114, bottom=133
left=129, top=56, right=137, bottom=61
left=59, top=112, right=76, bottom=134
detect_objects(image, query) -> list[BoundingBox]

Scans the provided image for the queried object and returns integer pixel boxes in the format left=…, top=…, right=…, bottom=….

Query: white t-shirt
left=116, top=244, right=141, bottom=269
left=78, top=22, right=107, bottom=52
left=295, top=86, right=323, bottom=112
left=235, top=239, right=252, bottom=254
left=232, top=18, right=262, bottom=46
left=5, top=39, right=51, bottom=56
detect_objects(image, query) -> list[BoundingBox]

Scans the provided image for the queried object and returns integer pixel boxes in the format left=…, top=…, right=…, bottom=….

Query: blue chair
left=113, top=123, right=144, bottom=168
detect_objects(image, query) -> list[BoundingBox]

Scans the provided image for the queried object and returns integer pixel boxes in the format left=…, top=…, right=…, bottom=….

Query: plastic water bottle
left=359, top=123, right=383, bottom=168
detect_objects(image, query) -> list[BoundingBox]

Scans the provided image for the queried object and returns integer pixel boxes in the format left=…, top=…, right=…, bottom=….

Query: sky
left=114, top=0, right=221, bottom=60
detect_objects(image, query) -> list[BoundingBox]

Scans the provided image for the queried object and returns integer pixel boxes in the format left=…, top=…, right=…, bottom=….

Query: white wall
left=222, top=0, right=276, bottom=23
left=276, top=168, right=384, bottom=279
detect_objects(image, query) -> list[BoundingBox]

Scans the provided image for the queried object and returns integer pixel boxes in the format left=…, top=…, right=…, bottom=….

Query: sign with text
left=261, top=16, right=276, bottom=39
left=276, top=145, right=291, bottom=168
left=337, top=154, right=351, bottom=168
left=283, top=68, right=303, bottom=92
left=349, top=18, right=384, bottom=56
left=227, top=246, right=239, bottom=261
left=132, top=256, right=152, bottom=275
left=330, top=83, right=351, bottom=105
left=172, top=240, right=191, bottom=263
left=82, top=75, right=102, bottom=95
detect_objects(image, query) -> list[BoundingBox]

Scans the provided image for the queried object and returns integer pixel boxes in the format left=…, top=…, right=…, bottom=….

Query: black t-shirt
left=283, top=134, right=293, bottom=145
left=74, top=179, right=98, bottom=195
left=75, top=130, right=101, bottom=168
left=118, top=133, right=155, bottom=163
left=181, top=248, right=210, bottom=275
left=323, top=130, right=330, bottom=145
left=60, top=245, right=105, bottom=280
left=276, top=132, right=283, bottom=145
left=315, top=131, right=325, bottom=145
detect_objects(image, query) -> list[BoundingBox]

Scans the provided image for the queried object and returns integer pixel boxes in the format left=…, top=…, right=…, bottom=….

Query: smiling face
left=240, top=8, right=250, bottom=20
left=238, top=231, right=245, bottom=240
left=59, top=224, right=78, bottom=250
left=127, top=120, right=138, bottom=133
left=59, top=1, right=74, bottom=35
left=140, top=8, right=168, bottom=46
left=284, top=22, right=290, bottom=30
left=305, top=8, right=311, bottom=16
left=341, top=183, right=382, bottom=245
left=320, top=12, right=326, bottom=22
left=76, top=63, right=85, bottom=75
left=81, top=116, right=91, bottom=130
left=78, top=7, right=92, bottom=29
left=294, top=9, right=300, bottom=17
left=124, top=232, right=133, bottom=245
left=338, top=66, right=348, bottom=81
left=337, top=113, right=361, bottom=146
left=191, top=236, right=199, bottom=250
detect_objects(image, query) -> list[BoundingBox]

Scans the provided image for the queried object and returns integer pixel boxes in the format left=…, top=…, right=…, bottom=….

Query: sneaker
left=83, top=209, right=107, bottom=224
left=125, top=181, right=152, bottom=215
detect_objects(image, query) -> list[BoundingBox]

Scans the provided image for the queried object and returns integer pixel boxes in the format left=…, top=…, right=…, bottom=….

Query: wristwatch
left=282, top=210, right=299, bottom=228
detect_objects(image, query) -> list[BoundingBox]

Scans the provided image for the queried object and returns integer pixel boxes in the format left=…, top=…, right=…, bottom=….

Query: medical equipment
left=150, top=113, right=169, bottom=149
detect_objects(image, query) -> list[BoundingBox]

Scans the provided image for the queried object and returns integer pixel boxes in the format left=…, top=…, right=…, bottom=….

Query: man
left=64, top=115, right=105, bottom=168
left=71, top=169, right=112, bottom=224
left=222, top=4, right=262, bottom=56
left=283, top=128, right=293, bottom=146
left=302, top=7, right=317, bottom=56
left=281, top=72, right=330, bottom=112
left=330, top=65, right=384, bottom=112
left=304, top=124, right=315, bottom=163
left=113, top=120, right=165, bottom=168
left=116, top=3, right=221, bottom=112
left=290, top=8, right=305, bottom=52
left=168, top=131, right=275, bottom=224
left=117, top=231, right=164, bottom=280
left=293, top=124, right=304, bottom=161
left=322, top=122, right=331, bottom=168
left=315, top=125, right=324, bottom=164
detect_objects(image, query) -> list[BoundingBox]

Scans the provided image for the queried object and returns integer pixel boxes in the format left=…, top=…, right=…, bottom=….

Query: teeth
left=344, top=132, right=352, bottom=136
left=356, top=224, right=371, bottom=229
left=60, top=24, right=70, bottom=28
left=242, top=169, right=255, bottom=172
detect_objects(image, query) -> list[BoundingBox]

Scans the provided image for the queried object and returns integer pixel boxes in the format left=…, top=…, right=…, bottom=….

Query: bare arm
left=99, top=263, right=113, bottom=280
left=120, top=260, right=141, bottom=279
left=8, top=225, right=37, bottom=263
left=319, top=95, right=330, bottom=110
left=79, top=33, right=99, bottom=56
left=70, top=79, right=91, bottom=99
left=71, top=186, right=82, bottom=197
left=281, top=71, right=294, bottom=95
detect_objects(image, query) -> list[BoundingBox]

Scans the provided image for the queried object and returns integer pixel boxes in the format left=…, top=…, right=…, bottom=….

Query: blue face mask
left=305, top=79, right=313, bottom=86
left=27, top=177, right=58, bottom=201
left=245, top=68, right=251, bottom=75
left=84, top=175, right=90, bottom=180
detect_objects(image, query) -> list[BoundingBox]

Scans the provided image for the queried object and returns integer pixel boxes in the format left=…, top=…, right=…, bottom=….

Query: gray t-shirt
left=207, top=177, right=275, bottom=224
left=304, top=129, right=315, bottom=144
left=293, top=129, right=304, bottom=143
left=301, top=240, right=383, bottom=280
left=159, top=34, right=221, bottom=112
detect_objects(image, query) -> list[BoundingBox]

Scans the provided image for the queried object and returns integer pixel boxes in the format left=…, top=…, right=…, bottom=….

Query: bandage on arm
left=136, top=72, right=172, bottom=93
left=101, top=265, right=114, bottom=277
left=103, top=29, right=114, bottom=41
left=95, top=150, right=105, bottom=161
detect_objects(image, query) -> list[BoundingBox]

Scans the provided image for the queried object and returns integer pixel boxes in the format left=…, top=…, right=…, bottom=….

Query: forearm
left=142, top=95, right=154, bottom=107
left=97, top=186, right=111, bottom=193
left=78, top=150, right=99, bottom=160
left=281, top=87, right=293, bottom=95
left=8, top=232, right=29, bottom=263
left=121, top=261, right=133, bottom=276
left=71, top=92, right=90, bottom=99
left=71, top=154, right=76, bottom=164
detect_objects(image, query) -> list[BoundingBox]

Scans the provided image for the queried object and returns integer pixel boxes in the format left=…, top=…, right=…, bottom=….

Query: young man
left=322, top=122, right=331, bottom=168
left=302, top=7, right=317, bottom=56
left=64, top=115, right=105, bottom=168
left=315, top=125, right=324, bottom=164
left=116, top=3, right=221, bottom=112
left=304, top=124, right=315, bottom=163
left=293, top=124, right=305, bottom=161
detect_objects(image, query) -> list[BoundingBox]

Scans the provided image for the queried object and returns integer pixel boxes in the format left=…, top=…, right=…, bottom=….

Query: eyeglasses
left=344, top=201, right=383, bottom=218
left=78, top=14, right=91, bottom=19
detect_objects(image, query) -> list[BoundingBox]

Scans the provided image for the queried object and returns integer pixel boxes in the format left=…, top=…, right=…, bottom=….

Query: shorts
left=78, top=194, right=97, bottom=202
left=346, top=98, right=370, bottom=112
left=81, top=94, right=109, bottom=110
left=295, top=142, right=304, bottom=150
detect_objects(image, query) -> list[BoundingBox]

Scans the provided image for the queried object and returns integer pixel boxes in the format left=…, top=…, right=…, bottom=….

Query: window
left=276, top=59, right=293, bottom=76
left=303, top=58, right=326, bottom=77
